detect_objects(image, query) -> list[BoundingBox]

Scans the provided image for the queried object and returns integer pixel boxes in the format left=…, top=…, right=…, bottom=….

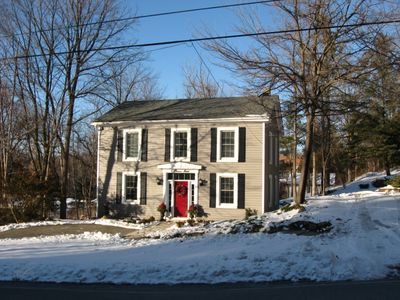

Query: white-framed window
left=217, top=127, right=239, bottom=162
left=275, top=136, right=279, bottom=166
left=269, top=174, right=273, bottom=206
left=170, top=128, right=191, bottom=161
left=216, top=173, right=238, bottom=208
left=123, top=129, right=141, bottom=161
left=269, top=131, right=273, bottom=165
left=122, top=171, right=141, bottom=204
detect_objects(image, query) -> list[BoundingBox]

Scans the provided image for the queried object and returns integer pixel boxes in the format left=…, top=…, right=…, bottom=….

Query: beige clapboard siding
left=98, top=121, right=266, bottom=220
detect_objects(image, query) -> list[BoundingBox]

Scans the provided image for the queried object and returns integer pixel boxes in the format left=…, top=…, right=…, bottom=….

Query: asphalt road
left=0, top=279, right=399, bottom=300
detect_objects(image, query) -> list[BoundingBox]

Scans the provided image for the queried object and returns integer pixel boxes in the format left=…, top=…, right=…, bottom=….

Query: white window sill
left=217, top=157, right=238, bottom=163
left=172, top=157, right=190, bottom=162
left=123, top=200, right=140, bottom=205
left=216, top=203, right=237, bottom=209
left=123, top=157, right=140, bottom=162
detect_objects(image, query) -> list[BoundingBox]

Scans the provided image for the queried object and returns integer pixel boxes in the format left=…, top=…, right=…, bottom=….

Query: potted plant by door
left=157, top=202, right=167, bottom=221
left=187, top=204, right=204, bottom=219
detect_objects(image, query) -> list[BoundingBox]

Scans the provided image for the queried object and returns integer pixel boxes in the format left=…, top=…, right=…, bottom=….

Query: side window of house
left=123, top=129, right=141, bottom=161
left=269, top=131, right=273, bottom=165
left=275, top=135, right=279, bottom=166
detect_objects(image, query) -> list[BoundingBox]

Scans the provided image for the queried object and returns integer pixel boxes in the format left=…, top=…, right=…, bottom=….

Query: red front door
left=174, top=181, right=188, bottom=217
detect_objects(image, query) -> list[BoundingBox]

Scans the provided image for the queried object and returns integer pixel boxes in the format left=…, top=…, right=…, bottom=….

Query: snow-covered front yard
left=0, top=173, right=399, bottom=284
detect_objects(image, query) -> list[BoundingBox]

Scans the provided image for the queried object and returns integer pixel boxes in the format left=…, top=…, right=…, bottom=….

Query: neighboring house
left=93, top=96, right=281, bottom=220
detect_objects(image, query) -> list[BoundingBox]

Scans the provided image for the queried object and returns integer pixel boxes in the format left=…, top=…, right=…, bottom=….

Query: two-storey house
left=93, top=96, right=281, bottom=220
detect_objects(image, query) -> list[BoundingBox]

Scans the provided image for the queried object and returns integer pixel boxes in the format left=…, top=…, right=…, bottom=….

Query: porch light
left=199, top=179, right=208, bottom=186
left=156, top=176, right=163, bottom=185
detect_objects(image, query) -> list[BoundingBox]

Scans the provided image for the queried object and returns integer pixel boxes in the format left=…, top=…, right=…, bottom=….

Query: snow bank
left=0, top=191, right=399, bottom=284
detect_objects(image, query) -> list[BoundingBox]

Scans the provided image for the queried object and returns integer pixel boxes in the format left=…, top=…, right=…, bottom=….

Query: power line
left=1, top=1, right=280, bottom=39
left=190, top=42, right=224, bottom=94
left=4, top=18, right=400, bottom=60
left=112, top=0, right=279, bottom=22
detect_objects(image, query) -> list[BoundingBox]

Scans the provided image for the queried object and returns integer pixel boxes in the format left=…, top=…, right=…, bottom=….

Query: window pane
left=220, top=177, right=234, bottom=204
left=191, top=183, right=195, bottom=204
left=126, top=132, right=139, bottom=158
left=125, top=175, right=137, bottom=200
left=174, top=132, right=187, bottom=158
left=167, top=173, right=195, bottom=180
left=221, top=131, right=235, bottom=158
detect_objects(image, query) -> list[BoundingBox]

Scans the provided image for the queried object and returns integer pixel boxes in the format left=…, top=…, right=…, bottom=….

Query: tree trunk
left=292, top=111, right=297, bottom=200
left=295, top=111, right=314, bottom=205
left=347, top=167, right=352, bottom=183
left=311, top=150, right=317, bottom=196
left=385, top=157, right=391, bottom=176
left=59, top=94, right=75, bottom=219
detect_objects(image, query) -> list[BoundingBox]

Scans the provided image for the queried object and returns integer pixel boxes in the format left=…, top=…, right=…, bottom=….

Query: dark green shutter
left=141, top=129, right=148, bottom=161
left=239, top=127, right=246, bottom=162
left=116, top=129, right=123, bottom=161
left=140, top=172, right=147, bottom=205
left=190, top=128, right=198, bottom=162
left=210, top=128, right=217, bottom=162
left=210, top=173, right=216, bottom=208
left=164, top=128, right=171, bottom=162
left=116, top=172, right=122, bottom=204
left=238, top=173, right=245, bottom=209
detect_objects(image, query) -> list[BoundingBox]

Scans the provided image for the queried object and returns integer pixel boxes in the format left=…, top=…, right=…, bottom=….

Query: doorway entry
left=174, top=181, right=188, bottom=217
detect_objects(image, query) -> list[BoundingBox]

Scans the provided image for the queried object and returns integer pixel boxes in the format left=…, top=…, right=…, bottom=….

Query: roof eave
left=92, top=115, right=270, bottom=127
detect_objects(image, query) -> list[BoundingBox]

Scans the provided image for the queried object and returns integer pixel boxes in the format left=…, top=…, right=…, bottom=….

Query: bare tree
left=206, top=0, right=382, bottom=204
left=99, top=62, right=164, bottom=106
left=183, top=64, right=221, bottom=99
left=2, top=0, right=144, bottom=218
left=0, top=62, right=24, bottom=219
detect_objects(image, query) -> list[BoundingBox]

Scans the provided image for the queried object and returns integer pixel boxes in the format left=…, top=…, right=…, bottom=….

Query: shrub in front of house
left=157, top=202, right=167, bottom=221
left=187, top=204, right=205, bottom=219
left=371, top=179, right=386, bottom=188
left=387, top=176, right=400, bottom=188
left=245, top=208, right=258, bottom=219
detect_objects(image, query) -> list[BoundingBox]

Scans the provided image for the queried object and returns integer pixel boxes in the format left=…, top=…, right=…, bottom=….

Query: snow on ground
left=0, top=174, right=399, bottom=284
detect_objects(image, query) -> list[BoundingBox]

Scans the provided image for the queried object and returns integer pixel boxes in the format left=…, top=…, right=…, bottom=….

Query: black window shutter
left=117, top=129, right=123, bottom=161
left=116, top=172, right=122, bottom=204
left=190, top=128, right=198, bottom=162
left=141, top=129, right=148, bottom=161
left=209, top=173, right=216, bottom=208
left=164, top=128, right=171, bottom=162
left=237, top=173, right=245, bottom=209
left=210, top=128, right=217, bottom=162
left=140, top=172, right=147, bottom=205
left=239, top=127, right=246, bottom=162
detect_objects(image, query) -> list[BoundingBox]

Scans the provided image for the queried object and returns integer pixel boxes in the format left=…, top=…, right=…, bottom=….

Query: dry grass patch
left=0, top=224, right=135, bottom=239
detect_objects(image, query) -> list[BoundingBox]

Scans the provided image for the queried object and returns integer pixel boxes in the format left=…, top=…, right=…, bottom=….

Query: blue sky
left=123, top=0, right=276, bottom=99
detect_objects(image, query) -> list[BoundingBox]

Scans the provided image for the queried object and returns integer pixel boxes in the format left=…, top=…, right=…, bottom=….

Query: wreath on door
left=176, top=184, right=188, bottom=196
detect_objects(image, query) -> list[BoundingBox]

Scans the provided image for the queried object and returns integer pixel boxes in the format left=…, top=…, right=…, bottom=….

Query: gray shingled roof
left=94, top=96, right=278, bottom=123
